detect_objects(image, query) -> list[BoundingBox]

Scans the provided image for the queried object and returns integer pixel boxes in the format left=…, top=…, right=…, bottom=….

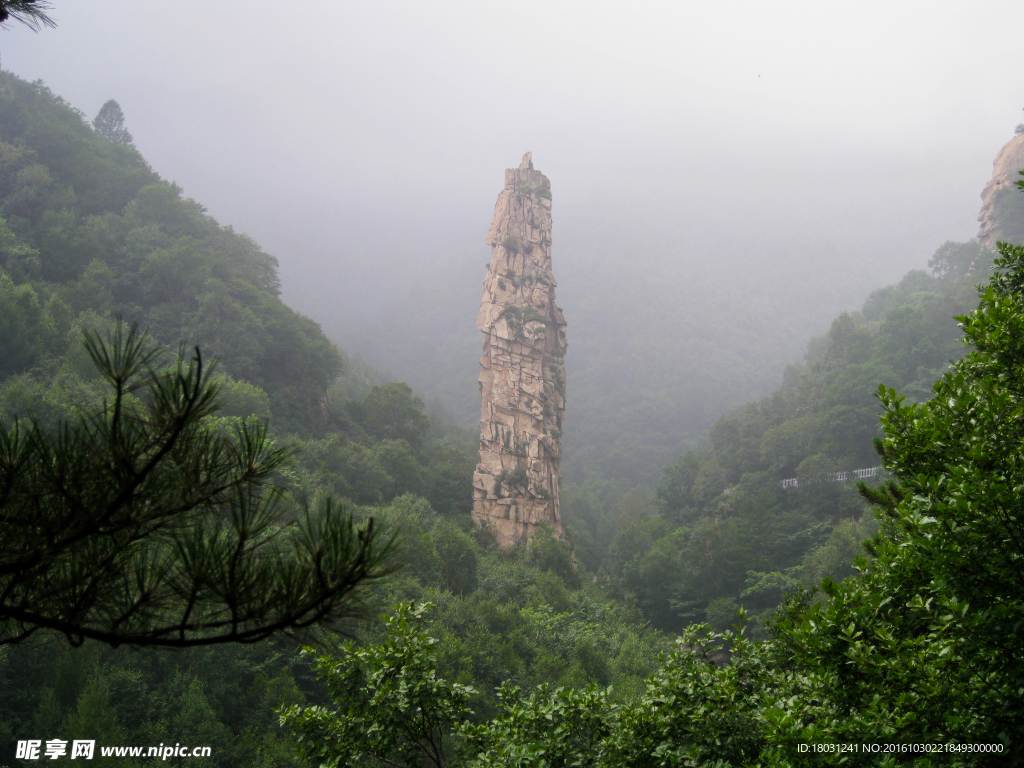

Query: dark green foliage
left=0, top=272, right=46, bottom=375
left=493, top=465, right=528, bottom=495
left=307, top=494, right=667, bottom=729
left=0, top=71, right=340, bottom=432
left=281, top=603, right=475, bottom=768
left=0, top=322, right=397, bottom=647
left=0, top=71, right=488, bottom=765
left=498, top=303, right=548, bottom=339
left=0, top=0, right=55, bottom=30
left=300, top=435, right=397, bottom=505
left=501, top=235, right=519, bottom=255
left=993, top=182, right=1024, bottom=245
left=92, top=99, right=134, bottom=147
left=347, top=382, right=429, bottom=448
left=421, top=436, right=475, bottom=517
left=283, top=588, right=665, bottom=768
left=433, top=519, right=478, bottom=594
left=653, top=450, right=704, bottom=521
left=295, top=388, right=473, bottom=512
left=290, top=250, right=1024, bottom=763
left=0, top=79, right=156, bottom=218
left=585, top=238, right=1000, bottom=634
left=214, top=376, right=273, bottom=419
left=927, top=239, right=991, bottom=288
left=462, top=683, right=609, bottom=767
left=0, top=636, right=317, bottom=767
left=526, top=526, right=579, bottom=589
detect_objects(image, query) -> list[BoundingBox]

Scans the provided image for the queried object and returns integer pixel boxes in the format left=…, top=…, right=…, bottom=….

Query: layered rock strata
left=978, top=133, right=1024, bottom=247
left=472, top=152, right=567, bottom=547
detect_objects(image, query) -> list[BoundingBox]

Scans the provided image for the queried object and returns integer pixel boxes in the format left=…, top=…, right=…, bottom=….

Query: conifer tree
left=0, top=322, right=397, bottom=648
left=0, top=0, right=55, bottom=31
left=92, top=99, right=134, bottom=147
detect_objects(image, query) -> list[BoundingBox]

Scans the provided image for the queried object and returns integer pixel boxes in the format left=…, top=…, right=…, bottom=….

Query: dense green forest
left=0, top=72, right=666, bottom=765
left=564, top=238, right=997, bottom=635
left=2, top=67, right=1024, bottom=765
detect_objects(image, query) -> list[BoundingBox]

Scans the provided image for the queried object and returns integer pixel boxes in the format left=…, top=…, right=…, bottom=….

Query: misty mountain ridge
left=4, top=57, right=1024, bottom=762
left=329, top=178, right=978, bottom=489
left=1, top=68, right=1011, bottom=499
left=0, top=67, right=1013, bottom=606
left=5, top=0, right=1024, bottom=755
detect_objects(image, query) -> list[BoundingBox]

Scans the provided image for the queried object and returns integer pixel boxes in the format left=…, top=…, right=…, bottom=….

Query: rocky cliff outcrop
left=472, top=153, right=567, bottom=547
left=978, top=133, right=1024, bottom=247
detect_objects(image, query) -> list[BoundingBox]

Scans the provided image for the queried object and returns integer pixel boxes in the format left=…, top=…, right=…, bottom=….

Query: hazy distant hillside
left=326, top=211, right=904, bottom=487
left=567, top=237, right=997, bottom=635
left=0, top=73, right=343, bottom=435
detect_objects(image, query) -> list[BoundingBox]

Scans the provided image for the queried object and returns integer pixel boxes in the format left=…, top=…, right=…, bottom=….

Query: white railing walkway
left=779, top=466, right=881, bottom=489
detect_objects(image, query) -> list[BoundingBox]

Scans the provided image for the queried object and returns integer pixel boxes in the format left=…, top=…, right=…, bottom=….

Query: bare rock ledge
left=978, top=133, right=1024, bottom=248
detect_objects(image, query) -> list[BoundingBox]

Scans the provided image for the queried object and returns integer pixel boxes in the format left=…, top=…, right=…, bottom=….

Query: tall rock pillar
left=472, top=152, right=567, bottom=547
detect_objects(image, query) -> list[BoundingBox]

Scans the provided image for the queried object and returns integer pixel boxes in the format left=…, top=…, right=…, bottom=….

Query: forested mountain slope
left=0, top=73, right=339, bottom=435
left=563, top=238, right=997, bottom=635
left=0, top=72, right=667, bottom=765
left=284, top=243, right=1024, bottom=764
left=4, top=67, right=1024, bottom=764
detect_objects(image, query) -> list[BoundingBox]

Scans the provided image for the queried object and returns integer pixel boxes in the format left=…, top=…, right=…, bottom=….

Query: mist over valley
left=3, top=1, right=1024, bottom=761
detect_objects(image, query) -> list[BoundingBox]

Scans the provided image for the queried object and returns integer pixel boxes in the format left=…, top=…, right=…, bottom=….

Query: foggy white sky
left=3, top=0, right=1022, bottom=415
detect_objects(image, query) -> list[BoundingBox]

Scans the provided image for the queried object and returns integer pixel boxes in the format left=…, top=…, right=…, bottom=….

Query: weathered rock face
left=472, top=152, right=567, bottom=548
left=978, top=133, right=1024, bottom=248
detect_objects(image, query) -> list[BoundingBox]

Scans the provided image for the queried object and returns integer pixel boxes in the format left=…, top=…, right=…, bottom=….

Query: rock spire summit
left=472, top=153, right=567, bottom=547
